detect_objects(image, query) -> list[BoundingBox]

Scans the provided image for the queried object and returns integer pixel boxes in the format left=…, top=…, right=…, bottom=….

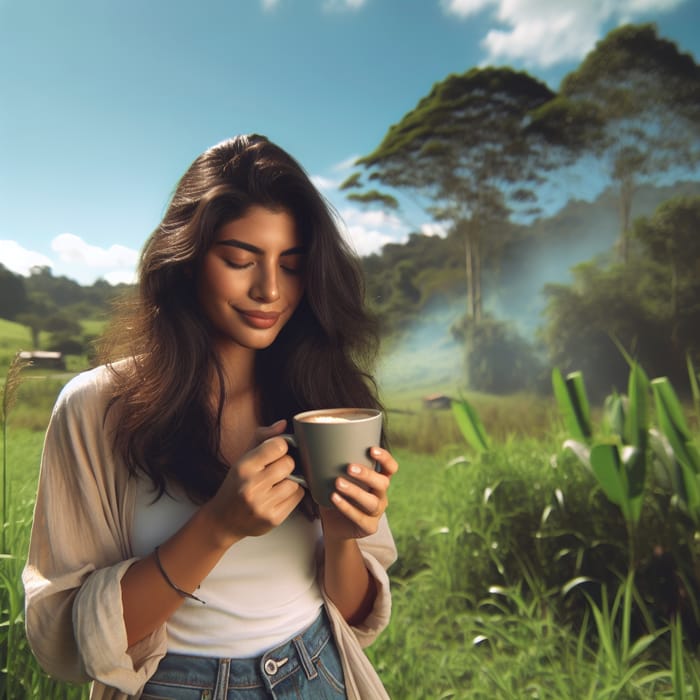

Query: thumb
left=253, top=419, right=287, bottom=446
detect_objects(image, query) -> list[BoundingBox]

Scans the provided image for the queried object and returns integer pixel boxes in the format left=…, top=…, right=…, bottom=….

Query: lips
left=236, top=309, right=281, bottom=329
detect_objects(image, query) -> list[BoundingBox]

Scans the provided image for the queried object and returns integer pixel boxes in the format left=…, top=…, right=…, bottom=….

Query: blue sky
left=2, top=0, right=699, bottom=285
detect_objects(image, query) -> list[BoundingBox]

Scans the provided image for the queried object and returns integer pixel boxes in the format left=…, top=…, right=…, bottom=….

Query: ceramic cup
left=283, top=408, right=383, bottom=508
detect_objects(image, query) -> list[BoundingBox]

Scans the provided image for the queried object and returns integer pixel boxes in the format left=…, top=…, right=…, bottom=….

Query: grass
left=2, top=371, right=700, bottom=698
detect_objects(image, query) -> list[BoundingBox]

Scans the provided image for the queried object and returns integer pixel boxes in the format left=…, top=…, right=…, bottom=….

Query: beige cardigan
left=23, top=366, right=396, bottom=699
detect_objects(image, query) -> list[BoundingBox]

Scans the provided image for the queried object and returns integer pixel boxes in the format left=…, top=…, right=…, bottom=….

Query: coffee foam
left=304, top=415, right=352, bottom=424
left=300, top=410, right=374, bottom=423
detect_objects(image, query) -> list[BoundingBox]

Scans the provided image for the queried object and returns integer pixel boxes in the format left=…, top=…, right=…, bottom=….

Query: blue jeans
left=140, top=608, right=346, bottom=699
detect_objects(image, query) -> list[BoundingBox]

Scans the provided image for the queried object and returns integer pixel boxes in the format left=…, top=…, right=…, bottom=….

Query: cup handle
left=281, top=434, right=308, bottom=489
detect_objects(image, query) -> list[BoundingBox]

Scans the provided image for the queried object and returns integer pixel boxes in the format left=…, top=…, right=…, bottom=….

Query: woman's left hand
left=320, top=447, right=398, bottom=541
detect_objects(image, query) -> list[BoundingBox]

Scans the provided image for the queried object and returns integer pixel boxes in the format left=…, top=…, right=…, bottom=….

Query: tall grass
left=0, top=365, right=90, bottom=697
left=2, top=368, right=700, bottom=697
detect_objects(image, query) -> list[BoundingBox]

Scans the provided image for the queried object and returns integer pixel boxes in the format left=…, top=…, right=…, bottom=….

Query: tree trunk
left=618, top=176, right=634, bottom=264
left=473, top=231, right=482, bottom=323
left=465, top=233, right=476, bottom=322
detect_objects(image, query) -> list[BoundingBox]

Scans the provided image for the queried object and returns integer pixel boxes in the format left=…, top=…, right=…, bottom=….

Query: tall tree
left=344, top=67, right=577, bottom=323
left=632, top=195, right=700, bottom=340
left=0, top=264, right=28, bottom=320
left=561, top=23, right=700, bottom=262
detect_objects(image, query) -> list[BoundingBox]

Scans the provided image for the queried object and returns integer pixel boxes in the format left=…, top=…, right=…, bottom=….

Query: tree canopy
left=561, top=23, right=700, bottom=261
left=346, top=67, right=580, bottom=323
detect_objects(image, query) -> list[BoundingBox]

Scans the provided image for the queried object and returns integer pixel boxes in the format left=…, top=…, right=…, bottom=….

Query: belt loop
left=214, top=658, right=230, bottom=700
left=293, top=635, right=318, bottom=680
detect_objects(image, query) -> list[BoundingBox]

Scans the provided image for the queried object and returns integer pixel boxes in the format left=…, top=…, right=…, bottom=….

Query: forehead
left=214, top=205, right=301, bottom=249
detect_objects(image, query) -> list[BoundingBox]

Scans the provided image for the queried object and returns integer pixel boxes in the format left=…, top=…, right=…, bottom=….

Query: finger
left=263, top=454, right=297, bottom=486
left=330, top=492, right=379, bottom=534
left=370, top=447, right=399, bottom=476
left=273, top=474, right=305, bottom=504
left=256, top=435, right=292, bottom=464
left=335, top=476, right=384, bottom=515
left=346, top=463, right=391, bottom=494
left=236, top=437, right=290, bottom=480
left=253, top=419, right=287, bottom=445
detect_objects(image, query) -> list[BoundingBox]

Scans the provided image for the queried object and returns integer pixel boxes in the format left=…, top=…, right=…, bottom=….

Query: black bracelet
left=153, top=546, right=206, bottom=604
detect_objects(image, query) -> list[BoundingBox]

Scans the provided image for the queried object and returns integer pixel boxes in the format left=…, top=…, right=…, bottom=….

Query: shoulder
left=52, top=361, right=130, bottom=422
left=55, top=364, right=113, bottom=407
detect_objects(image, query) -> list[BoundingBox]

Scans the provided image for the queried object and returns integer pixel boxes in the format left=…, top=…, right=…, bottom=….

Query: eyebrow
left=216, top=239, right=307, bottom=256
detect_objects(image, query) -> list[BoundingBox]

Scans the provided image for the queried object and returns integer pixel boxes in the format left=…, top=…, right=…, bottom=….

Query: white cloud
left=441, top=0, right=687, bottom=67
left=322, top=0, right=367, bottom=12
left=332, top=155, right=360, bottom=172
left=311, top=174, right=340, bottom=191
left=1, top=235, right=139, bottom=286
left=420, top=222, right=448, bottom=238
left=51, top=233, right=139, bottom=270
left=0, top=239, right=53, bottom=276
left=103, top=269, right=138, bottom=286
left=441, top=0, right=493, bottom=17
left=337, top=207, right=408, bottom=256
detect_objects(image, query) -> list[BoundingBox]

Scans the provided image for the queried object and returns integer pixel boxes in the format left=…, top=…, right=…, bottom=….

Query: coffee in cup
left=283, top=408, right=382, bottom=508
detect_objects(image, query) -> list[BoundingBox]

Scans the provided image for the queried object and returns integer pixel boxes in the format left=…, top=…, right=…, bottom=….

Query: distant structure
left=422, top=393, right=452, bottom=410
left=18, top=350, right=66, bottom=370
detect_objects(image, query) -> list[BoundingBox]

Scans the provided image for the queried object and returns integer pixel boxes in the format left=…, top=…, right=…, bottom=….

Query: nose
left=250, top=264, right=280, bottom=302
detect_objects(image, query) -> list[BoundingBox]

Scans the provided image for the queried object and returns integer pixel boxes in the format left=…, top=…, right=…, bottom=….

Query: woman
left=23, top=134, right=398, bottom=699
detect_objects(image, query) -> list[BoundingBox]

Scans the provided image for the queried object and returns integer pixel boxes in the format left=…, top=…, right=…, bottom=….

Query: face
left=196, top=205, right=306, bottom=354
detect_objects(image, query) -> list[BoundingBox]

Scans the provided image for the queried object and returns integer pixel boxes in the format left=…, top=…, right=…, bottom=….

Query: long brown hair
left=101, top=135, right=382, bottom=502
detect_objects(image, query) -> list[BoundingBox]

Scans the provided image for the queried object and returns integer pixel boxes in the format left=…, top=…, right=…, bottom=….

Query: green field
left=2, top=366, right=700, bottom=698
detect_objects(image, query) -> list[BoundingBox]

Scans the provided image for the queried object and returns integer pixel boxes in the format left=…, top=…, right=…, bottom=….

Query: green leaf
left=671, top=616, right=686, bottom=700
left=624, top=363, right=650, bottom=451
left=627, top=633, right=656, bottom=661
left=590, top=443, right=628, bottom=513
left=652, top=377, right=699, bottom=473
left=563, top=439, right=592, bottom=471
left=552, top=368, right=592, bottom=441
left=677, top=459, right=700, bottom=521
left=687, top=353, right=700, bottom=421
left=620, top=446, right=645, bottom=523
left=451, top=396, right=490, bottom=453
left=603, top=392, right=625, bottom=438
left=561, top=576, right=596, bottom=597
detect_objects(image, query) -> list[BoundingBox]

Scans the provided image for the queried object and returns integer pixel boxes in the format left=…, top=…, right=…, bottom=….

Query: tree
left=344, top=67, right=578, bottom=324
left=541, top=196, right=700, bottom=397
left=631, top=195, right=700, bottom=358
left=0, top=264, right=28, bottom=320
left=14, top=313, right=44, bottom=348
left=561, top=23, right=700, bottom=262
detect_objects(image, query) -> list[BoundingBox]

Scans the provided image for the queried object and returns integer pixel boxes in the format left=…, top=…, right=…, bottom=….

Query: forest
left=2, top=23, right=700, bottom=401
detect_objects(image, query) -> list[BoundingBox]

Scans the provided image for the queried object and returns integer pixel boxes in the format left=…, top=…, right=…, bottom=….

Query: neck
left=209, top=342, right=257, bottom=404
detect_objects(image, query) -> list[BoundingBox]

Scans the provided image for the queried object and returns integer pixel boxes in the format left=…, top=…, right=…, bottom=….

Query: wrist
left=198, top=500, right=242, bottom=550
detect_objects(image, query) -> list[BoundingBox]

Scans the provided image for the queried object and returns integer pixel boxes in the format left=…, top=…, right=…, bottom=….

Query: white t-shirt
left=131, top=476, right=324, bottom=657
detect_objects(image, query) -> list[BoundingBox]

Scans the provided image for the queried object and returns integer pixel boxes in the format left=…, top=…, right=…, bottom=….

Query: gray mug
left=283, top=408, right=383, bottom=508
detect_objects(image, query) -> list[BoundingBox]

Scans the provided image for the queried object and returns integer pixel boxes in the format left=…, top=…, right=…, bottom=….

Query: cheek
left=287, top=278, right=305, bottom=307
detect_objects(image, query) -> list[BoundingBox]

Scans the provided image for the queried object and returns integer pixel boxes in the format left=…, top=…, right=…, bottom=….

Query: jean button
left=264, top=656, right=288, bottom=675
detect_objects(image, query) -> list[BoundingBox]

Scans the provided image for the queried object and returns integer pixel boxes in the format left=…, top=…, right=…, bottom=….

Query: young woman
left=23, top=134, right=398, bottom=699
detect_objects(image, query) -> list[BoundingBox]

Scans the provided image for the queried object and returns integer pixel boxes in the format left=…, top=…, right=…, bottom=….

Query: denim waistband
left=146, top=607, right=334, bottom=693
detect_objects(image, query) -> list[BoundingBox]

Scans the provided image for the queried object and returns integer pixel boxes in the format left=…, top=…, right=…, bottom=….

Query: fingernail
left=337, top=478, right=349, bottom=489
left=349, top=465, right=361, bottom=475
left=370, top=447, right=381, bottom=457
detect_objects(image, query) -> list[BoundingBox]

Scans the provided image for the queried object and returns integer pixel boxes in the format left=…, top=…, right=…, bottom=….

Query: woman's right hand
left=202, top=421, right=305, bottom=546
left=122, top=421, right=304, bottom=646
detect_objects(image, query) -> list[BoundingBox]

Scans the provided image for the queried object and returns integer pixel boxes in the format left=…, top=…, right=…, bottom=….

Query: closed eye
left=223, top=259, right=253, bottom=270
